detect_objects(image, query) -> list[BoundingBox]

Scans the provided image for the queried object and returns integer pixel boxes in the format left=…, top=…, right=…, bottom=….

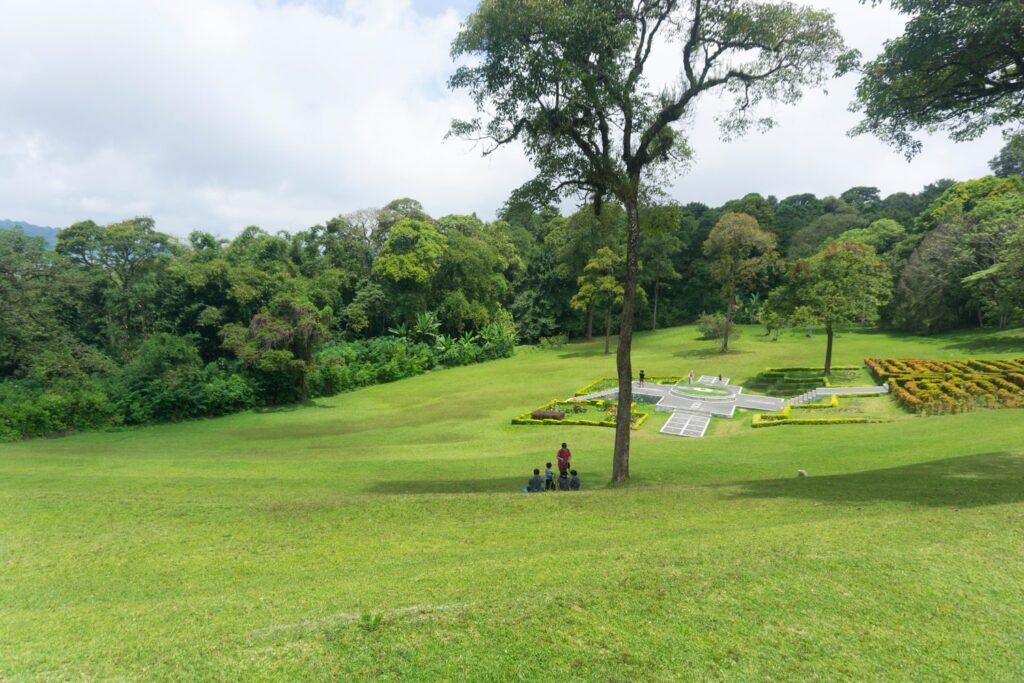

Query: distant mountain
left=0, top=220, right=60, bottom=247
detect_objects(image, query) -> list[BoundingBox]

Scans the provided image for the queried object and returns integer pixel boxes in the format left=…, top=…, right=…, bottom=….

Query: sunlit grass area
left=3, top=324, right=1024, bottom=680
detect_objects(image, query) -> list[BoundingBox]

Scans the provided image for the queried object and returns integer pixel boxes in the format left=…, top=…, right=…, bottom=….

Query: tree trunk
left=652, top=282, right=659, bottom=331
left=612, top=191, right=642, bottom=483
left=586, top=302, right=594, bottom=340
left=824, top=322, right=834, bottom=377
left=722, top=292, right=734, bottom=353
left=604, top=304, right=612, bottom=354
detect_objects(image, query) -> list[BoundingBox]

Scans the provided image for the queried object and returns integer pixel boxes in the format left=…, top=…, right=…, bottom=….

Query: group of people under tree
left=525, top=442, right=580, bottom=492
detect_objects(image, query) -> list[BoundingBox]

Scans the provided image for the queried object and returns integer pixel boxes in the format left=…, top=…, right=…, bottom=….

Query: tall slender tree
left=703, top=212, right=778, bottom=352
left=449, top=0, right=848, bottom=481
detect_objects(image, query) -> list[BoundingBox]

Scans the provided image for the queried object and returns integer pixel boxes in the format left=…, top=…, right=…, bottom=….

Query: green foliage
left=704, top=212, right=778, bottom=350
left=989, top=132, right=1024, bottom=179
left=893, top=177, right=1024, bottom=332
left=852, top=0, right=1024, bottom=156
left=696, top=312, right=737, bottom=343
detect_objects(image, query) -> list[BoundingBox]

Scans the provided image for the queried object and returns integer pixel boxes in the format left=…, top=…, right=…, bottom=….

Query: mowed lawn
left=3, top=325, right=1024, bottom=680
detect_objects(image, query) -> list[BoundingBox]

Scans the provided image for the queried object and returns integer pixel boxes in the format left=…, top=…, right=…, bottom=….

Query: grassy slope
left=2, top=325, right=1024, bottom=681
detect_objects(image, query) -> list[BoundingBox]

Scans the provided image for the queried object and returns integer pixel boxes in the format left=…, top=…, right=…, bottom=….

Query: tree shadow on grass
left=365, top=476, right=543, bottom=495
left=939, top=333, right=1024, bottom=355
left=730, top=452, right=1024, bottom=509
left=671, top=347, right=750, bottom=360
left=558, top=349, right=614, bottom=360
left=256, top=400, right=333, bottom=413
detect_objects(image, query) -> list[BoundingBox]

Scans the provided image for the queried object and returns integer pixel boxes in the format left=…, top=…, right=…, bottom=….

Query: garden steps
left=786, top=385, right=889, bottom=406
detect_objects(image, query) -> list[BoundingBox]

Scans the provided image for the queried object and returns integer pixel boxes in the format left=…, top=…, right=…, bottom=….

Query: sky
left=0, top=0, right=1006, bottom=236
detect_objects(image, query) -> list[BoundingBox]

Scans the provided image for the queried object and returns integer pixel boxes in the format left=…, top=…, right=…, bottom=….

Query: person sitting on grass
left=557, top=470, right=570, bottom=490
left=569, top=469, right=580, bottom=491
left=544, top=462, right=556, bottom=491
left=524, top=468, right=545, bottom=493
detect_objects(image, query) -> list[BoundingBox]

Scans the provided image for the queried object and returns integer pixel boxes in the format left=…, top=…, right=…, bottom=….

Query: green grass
left=3, top=325, right=1024, bottom=680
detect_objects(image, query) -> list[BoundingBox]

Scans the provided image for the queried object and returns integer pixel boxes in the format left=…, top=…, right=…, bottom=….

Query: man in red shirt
left=556, top=442, right=571, bottom=476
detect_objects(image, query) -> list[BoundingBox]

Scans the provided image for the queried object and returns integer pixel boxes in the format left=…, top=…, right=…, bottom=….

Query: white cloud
left=0, top=0, right=1007, bottom=235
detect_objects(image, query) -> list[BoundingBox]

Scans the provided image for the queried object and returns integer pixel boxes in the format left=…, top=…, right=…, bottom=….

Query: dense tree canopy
left=853, top=0, right=1024, bottom=156
left=4, top=170, right=1024, bottom=445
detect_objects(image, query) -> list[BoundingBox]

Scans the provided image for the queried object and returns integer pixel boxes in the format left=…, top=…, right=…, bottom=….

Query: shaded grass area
left=3, top=325, right=1024, bottom=680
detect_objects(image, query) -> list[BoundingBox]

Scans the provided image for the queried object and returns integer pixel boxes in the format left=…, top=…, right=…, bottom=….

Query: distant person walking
left=687, top=370, right=694, bottom=384
left=524, top=468, right=545, bottom=493
left=569, top=470, right=580, bottom=491
left=638, top=370, right=645, bottom=386
left=556, top=442, right=572, bottom=477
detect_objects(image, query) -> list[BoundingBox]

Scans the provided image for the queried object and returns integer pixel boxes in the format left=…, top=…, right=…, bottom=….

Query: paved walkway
left=571, top=376, right=887, bottom=439
left=660, top=410, right=711, bottom=438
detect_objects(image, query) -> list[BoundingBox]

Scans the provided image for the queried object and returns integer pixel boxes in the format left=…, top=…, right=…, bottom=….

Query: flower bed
left=751, top=395, right=886, bottom=428
left=513, top=399, right=649, bottom=429
left=866, top=356, right=1024, bottom=414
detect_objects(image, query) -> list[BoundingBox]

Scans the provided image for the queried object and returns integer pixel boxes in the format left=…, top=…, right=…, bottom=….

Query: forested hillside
left=4, top=160, right=1024, bottom=439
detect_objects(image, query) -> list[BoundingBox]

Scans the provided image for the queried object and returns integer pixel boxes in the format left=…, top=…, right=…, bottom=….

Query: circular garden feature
left=669, top=382, right=734, bottom=401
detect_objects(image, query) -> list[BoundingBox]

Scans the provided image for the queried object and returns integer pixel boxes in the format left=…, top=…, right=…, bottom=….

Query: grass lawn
left=3, top=325, right=1024, bottom=680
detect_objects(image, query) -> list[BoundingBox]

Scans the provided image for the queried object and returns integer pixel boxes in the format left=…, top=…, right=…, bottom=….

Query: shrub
left=696, top=312, right=736, bottom=342
left=531, top=409, right=565, bottom=420
left=537, top=334, right=569, bottom=349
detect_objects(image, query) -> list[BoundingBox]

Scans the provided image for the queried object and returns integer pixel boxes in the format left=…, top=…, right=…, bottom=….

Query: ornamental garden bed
left=866, top=357, right=1024, bottom=414
left=752, top=396, right=890, bottom=428
left=744, top=366, right=868, bottom=397
left=513, top=399, right=650, bottom=429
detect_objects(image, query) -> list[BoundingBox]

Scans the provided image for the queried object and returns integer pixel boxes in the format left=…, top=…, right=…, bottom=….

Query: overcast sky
left=0, top=0, right=1005, bottom=236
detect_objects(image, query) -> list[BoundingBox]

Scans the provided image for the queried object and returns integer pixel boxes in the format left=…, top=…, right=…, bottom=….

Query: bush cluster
left=1, top=319, right=518, bottom=441
left=696, top=312, right=736, bottom=342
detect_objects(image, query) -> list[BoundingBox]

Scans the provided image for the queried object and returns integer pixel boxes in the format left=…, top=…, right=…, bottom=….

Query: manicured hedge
left=867, top=356, right=1024, bottom=414
left=752, top=415, right=880, bottom=428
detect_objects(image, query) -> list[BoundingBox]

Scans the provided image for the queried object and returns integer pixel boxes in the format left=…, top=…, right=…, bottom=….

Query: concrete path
left=660, top=410, right=711, bottom=438
left=569, top=376, right=887, bottom=439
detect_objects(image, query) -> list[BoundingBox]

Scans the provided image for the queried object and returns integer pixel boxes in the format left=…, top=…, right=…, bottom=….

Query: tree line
left=4, top=166, right=1024, bottom=439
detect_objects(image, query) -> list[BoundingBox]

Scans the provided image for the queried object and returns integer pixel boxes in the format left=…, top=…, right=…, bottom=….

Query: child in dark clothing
left=569, top=469, right=581, bottom=491
left=544, top=462, right=556, bottom=491
left=557, top=470, right=570, bottom=490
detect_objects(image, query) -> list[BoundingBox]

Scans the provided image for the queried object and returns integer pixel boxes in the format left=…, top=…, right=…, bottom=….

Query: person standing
left=687, top=369, right=694, bottom=384
left=556, top=442, right=572, bottom=477
left=638, top=369, right=645, bottom=386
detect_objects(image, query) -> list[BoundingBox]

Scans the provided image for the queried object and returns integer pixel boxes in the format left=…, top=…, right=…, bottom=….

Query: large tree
left=449, top=0, right=848, bottom=481
left=772, top=242, right=892, bottom=375
left=853, top=0, right=1024, bottom=157
left=703, top=212, right=778, bottom=352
